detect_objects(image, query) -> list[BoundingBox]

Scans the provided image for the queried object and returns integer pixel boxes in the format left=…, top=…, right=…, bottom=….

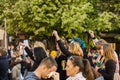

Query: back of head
left=95, top=39, right=107, bottom=49
left=69, top=42, right=83, bottom=57
left=103, top=43, right=117, bottom=63
left=40, top=57, right=58, bottom=68
left=0, top=48, right=7, bottom=56
left=34, top=41, right=46, bottom=50
left=34, top=47, right=47, bottom=64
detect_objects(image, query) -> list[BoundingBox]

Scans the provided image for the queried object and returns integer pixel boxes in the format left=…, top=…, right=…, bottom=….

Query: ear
left=75, top=66, right=80, bottom=72
left=41, top=65, right=47, bottom=72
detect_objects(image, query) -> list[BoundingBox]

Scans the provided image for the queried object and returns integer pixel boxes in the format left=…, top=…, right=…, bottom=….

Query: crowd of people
left=0, top=30, right=120, bottom=80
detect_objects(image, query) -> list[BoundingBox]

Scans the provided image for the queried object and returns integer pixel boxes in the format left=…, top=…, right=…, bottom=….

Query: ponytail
left=82, top=59, right=94, bottom=80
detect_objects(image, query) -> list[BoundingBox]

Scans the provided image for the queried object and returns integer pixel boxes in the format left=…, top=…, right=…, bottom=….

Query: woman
left=50, top=56, right=96, bottom=80
left=19, top=41, right=47, bottom=71
left=65, top=56, right=86, bottom=80
left=50, top=56, right=86, bottom=80
left=52, top=30, right=83, bottom=57
left=96, top=43, right=117, bottom=80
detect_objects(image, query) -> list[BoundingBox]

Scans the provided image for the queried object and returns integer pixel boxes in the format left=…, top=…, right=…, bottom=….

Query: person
left=65, top=56, right=86, bottom=80
left=96, top=43, right=118, bottom=80
left=24, top=56, right=58, bottom=80
left=55, top=41, right=68, bottom=80
left=0, top=48, right=9, bottom=80
left=53, top=30, right=84, bottom=58
left=88, top=30, right=119, bottom=74
left=51, top=56, right=86, bottom=80
left=19, top=42, right=47, bottom=71
left=10, top=51, right=22, bottom=80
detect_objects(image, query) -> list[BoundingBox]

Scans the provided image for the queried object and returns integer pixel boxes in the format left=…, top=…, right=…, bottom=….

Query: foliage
left=0, top=0, right=120, bottom=41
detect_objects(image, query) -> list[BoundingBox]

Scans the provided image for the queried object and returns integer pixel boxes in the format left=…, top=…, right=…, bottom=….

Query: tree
left=0, top=0, right=120, bottom=40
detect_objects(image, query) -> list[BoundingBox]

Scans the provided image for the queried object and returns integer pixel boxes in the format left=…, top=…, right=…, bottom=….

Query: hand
left=52, top=30, right=58, bottom=37
left=95, top=65, right=100, bottom=71
left=19, top=42, right=26, bottom=47
left=48, top=72, right=60, bottom=80
left=52, top=30, right=60, bottom=41
left=15, top=57, right=22, bottom=62
left=87, top=52, right=92, bottom=57
left=52, top=72, right=60, bottom=80
left=88, top=30, right=95, bottom=38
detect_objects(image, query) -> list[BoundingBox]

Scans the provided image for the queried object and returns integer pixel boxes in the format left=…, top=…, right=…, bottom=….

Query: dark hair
left=68, top=56, right=84, bottom=72
left=34, top=47, right=47, bottom=64
left=40, top=56, right=58, bottom=68
left=68, top=56, right=95, bottom=80
left=82, top=59, right=94, bottom=80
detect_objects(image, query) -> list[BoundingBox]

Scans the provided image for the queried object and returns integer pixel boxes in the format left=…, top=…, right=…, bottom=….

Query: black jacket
left=98, top=59, right=116, bottom=80
left=55, top=55, right=67, bottom=80
left=0, top=56, right=9, bottom=80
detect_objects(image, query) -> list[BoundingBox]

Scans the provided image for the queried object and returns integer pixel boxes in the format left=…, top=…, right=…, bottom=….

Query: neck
left=71, top=70, right=79, bottom=77
left=34, top=68, right=41, bottom=79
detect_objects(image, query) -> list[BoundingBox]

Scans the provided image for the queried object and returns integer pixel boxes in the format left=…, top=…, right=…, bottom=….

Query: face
left=41, top=66, right=57, bottom=79
left=65, top=59, right=78, bottom=77
left=97, top=46, right=104, bottom=56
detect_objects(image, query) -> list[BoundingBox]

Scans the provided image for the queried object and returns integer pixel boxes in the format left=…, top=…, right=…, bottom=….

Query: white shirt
left=66, top=72, right=86, bottom=80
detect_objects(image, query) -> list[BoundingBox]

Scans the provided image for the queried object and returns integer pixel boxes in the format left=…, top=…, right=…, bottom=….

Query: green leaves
left=0, top=0, right=119, bottom=40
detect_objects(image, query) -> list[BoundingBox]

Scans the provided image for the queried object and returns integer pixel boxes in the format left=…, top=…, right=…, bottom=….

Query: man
left=24, top=57, right=58, bottom=80
left=0, top=48, right=9, bottom=80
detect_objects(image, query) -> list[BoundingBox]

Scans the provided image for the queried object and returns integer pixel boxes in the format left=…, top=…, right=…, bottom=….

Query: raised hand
left=88, top=30, right=95, bottom=38
left=52, top=30, right=60, bottom=41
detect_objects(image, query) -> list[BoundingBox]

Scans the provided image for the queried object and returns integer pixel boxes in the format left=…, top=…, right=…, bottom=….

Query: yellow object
left=50, top=50, right=57, bottom=58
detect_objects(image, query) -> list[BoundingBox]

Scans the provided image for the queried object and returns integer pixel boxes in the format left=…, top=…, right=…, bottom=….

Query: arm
left=19, top=42, right=35, bottom=62
left=57, top=40, right=72, bottom=57
left=24, top=47, right=35, bottom=62
left=88, top=30, right=98, bottom=45
left=53, top=30, right=72, bottom=57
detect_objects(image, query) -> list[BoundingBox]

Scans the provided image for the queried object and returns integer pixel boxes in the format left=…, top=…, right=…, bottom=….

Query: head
left=103, top=43, right=117, bottom=63
left=11, top=51, right=20, bottom=58
left=35, top=57, right=57, bottom=79
left=33, top=47, right=47, bottom=64
left=0, top=47, right=7, bottom=56
left=95, top=39, right=107, bottom=55
left=68, top=42, right=83, bottom=57
left=34, top=41, right=46, bottom=50
left=65, top=56, right=84, bottom=77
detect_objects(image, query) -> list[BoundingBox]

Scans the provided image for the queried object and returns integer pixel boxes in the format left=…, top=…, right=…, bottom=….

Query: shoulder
left=66, top=72, right=86, bottom=80
left=24, top=72, right=40, bottom=80
left=106, top=59, right=116, bottom=64
left=105, top=59, right=116, bottom=68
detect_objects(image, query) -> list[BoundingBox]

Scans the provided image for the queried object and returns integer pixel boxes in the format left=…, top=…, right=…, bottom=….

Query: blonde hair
left=69, top=42, right=83, bottom=57
left=34, top=41, right=46, bottom=50
left=103, top=43, right=117, bottom=63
